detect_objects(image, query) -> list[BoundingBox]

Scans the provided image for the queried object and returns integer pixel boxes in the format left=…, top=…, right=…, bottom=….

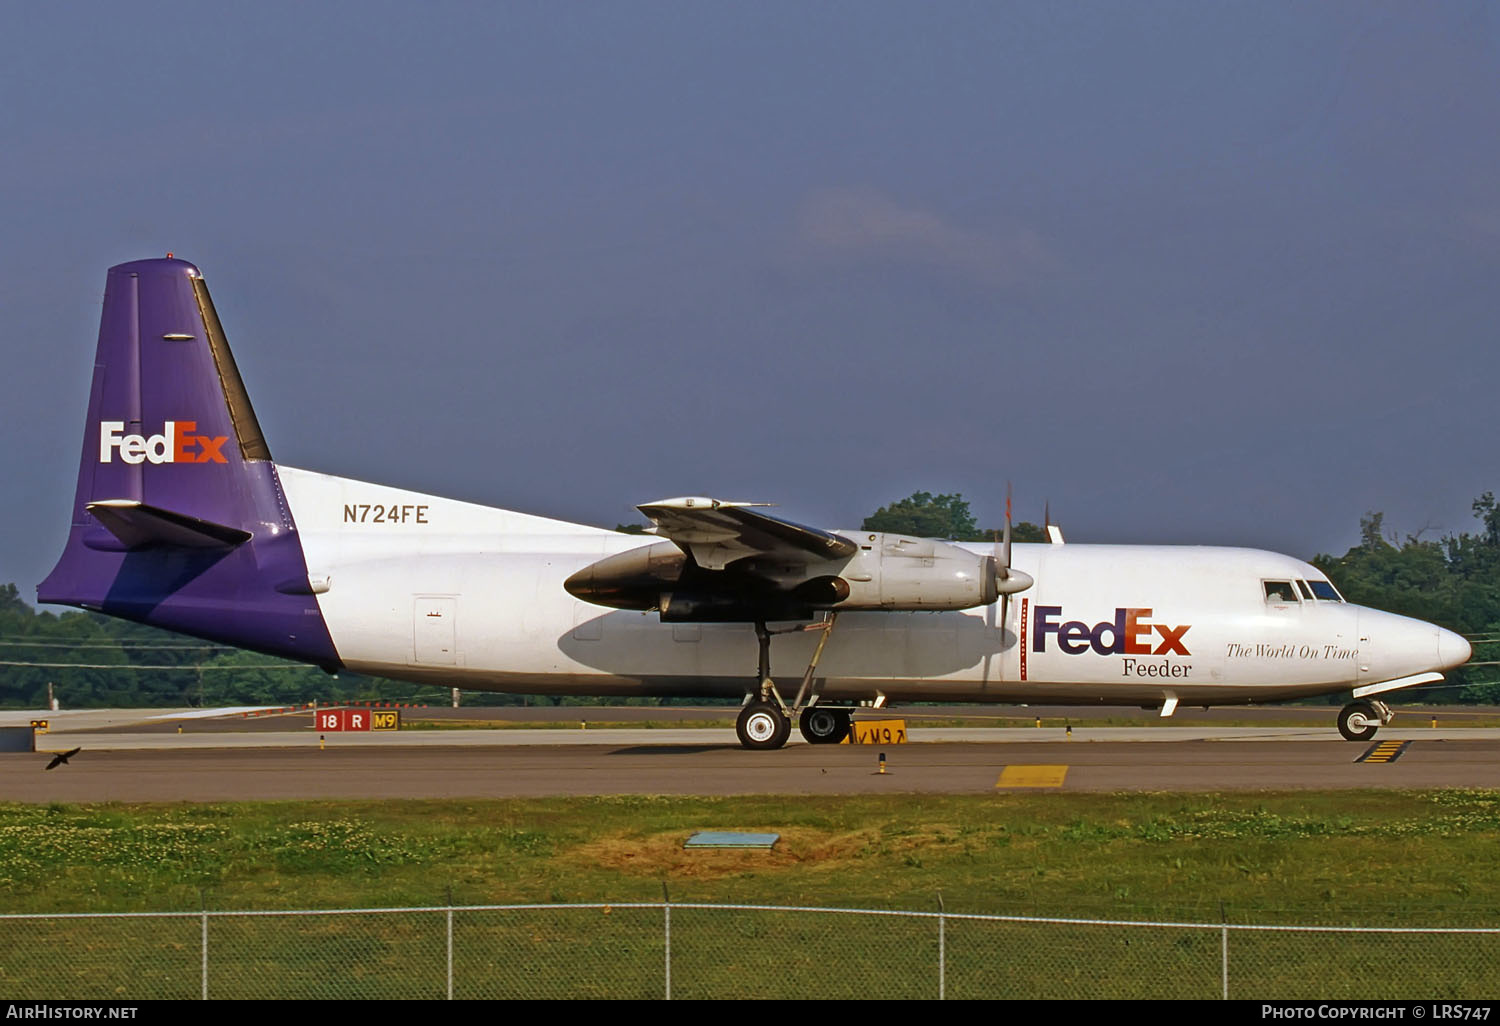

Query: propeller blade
left=1003, top=481, right=1013, bottom=572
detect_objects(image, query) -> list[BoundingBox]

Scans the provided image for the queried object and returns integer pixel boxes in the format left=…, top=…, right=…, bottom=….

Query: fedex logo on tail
left=1033, top=606, right=1191, bottom=656
left=98, top=421, right=229, bottom=464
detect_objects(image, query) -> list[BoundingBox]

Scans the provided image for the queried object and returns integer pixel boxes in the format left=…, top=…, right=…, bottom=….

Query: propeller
left=987, top=483, right=1034, bottom=620
left=979, top=486, right=1034, bottom=686
left=1001, top=485, right=1012, bottom=574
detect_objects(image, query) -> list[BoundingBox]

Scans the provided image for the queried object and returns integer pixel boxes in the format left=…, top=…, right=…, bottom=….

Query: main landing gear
left=1338, top=699, right=1392, bottom=742
left=734, top=614, right=851, bottom=750
left=798, top=706, right=852, bottom=745
left=736, top=701, right=792, bottom=749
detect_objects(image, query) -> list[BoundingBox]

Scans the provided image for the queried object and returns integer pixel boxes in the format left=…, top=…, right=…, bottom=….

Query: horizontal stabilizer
left=84, top=500, right=252, bottom=551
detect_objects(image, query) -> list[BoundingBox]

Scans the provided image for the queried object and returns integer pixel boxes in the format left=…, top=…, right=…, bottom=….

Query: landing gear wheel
left=737, top=701, right=792, bottom=750
left=799, top=707, right=851, bottom=745
left=1338, top=701, right=1379, bottom=742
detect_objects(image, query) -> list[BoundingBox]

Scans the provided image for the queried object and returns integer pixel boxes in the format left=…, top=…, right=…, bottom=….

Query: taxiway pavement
left=2, top=735, right=1496, bottom=801
left=2, top=705, right=1495, bottom=801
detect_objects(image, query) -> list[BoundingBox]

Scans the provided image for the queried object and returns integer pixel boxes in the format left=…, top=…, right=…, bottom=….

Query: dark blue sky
left=5, top=2, right=1499, bottom=603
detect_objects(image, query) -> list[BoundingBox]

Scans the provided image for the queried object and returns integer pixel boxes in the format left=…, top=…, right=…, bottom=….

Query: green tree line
left=862, top=490, right=1048, bottom=542
left=0, top=584, right=430, bottom=709
left=1308, top=496, right=1500, bottom=701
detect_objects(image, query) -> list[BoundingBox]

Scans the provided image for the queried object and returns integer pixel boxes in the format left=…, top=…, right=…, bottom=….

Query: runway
left=4, top=735, right=1498, bottom=800
left=1, top=705, right=1495, bottom=800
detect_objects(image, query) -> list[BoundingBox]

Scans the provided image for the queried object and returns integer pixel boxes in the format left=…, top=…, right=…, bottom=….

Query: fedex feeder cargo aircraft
left=39, top=258, right=1472, bottom=749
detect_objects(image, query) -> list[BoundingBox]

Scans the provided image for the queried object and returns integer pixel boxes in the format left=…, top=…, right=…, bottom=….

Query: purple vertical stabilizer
left=38, top=258, right=341, bottom=669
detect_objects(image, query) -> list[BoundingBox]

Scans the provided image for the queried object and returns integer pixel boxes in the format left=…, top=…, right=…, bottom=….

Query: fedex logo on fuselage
left=98, top=421, right=229, bottom=464
left=1033, top=606, right=1191, bottom=656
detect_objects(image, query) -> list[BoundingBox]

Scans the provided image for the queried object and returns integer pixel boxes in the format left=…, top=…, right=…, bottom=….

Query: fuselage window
left=1296, top=579, right=1315, bottom=600
left=1264, top=580, right=1299, bottom=603
left=1309, top=580, right=1343, bottom=602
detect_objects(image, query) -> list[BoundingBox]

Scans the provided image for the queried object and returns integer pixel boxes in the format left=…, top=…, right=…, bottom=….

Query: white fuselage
left=277, top=467, right=1464, bottom=707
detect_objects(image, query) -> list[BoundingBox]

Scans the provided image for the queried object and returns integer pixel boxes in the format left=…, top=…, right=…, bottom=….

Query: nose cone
left=1438, top=628, right=1472, bottom=670
left=1358, top=608, right=1474, bottom=682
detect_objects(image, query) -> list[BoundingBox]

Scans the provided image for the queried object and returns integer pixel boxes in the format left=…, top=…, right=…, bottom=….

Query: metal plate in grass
left=684, top=831, right=780, bottom=849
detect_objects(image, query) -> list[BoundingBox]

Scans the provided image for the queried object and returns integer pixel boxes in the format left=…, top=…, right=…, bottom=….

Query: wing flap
left=638, top=497, right=857, bottom=570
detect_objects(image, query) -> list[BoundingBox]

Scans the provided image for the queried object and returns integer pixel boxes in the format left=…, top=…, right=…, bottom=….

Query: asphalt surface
left=9, top=703, right=1500, bottom=733
left=1, top=740, right=1496, bottom=800
left=0, top=702, right=1496, bottom=799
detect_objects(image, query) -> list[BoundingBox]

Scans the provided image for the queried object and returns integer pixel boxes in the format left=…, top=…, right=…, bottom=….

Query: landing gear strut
left=1338, top=699, right=1391, bottom=742
left=733, top=614, right=841, bottom=750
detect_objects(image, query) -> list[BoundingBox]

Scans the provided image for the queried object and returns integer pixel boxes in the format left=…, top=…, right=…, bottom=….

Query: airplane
left=38, top=258, right=1473, bottom=749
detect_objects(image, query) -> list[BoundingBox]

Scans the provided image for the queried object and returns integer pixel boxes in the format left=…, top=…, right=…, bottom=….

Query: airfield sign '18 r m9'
left=39, top=259, right=1473, bottom=749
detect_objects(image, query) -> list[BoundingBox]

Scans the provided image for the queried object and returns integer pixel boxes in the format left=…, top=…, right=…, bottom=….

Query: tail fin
left=39, top=258, right=339, bottom=668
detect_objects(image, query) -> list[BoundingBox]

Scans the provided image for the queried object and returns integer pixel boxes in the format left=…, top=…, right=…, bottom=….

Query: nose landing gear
left=1338, top=699, right=1392, bottom=742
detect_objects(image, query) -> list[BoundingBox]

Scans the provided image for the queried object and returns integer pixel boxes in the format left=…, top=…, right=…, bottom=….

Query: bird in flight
left=44, top=747, right=81, bottom=771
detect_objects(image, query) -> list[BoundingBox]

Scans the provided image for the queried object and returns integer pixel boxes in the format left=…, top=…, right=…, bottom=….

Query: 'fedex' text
left=98, top=421, right=228, bottom=464
left=1033, top=606, right=1191, bottom=656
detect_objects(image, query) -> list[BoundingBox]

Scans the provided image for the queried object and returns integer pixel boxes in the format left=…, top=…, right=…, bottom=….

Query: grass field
left=4, top=791, right=1498, bottom=998
left=3, top=791, right=1498, bottom=924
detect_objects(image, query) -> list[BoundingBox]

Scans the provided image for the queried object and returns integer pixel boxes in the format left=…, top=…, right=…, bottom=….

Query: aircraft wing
left=637, top=497, right=858, bottom=570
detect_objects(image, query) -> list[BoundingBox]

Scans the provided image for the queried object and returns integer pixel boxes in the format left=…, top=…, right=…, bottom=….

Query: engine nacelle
left=563, top=533, right=1031, bottom=621
left=658, top=590, right=813, bottom=623
left=561, top=541, right=688, bottom=611
left=836, top=534, right=1000, bottom=611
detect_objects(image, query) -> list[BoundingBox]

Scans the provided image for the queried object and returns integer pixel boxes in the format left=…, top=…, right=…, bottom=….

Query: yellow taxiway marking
left=1357, top=741, right=1410, bottom=764
left=997, top=765, right=1070, bottom=788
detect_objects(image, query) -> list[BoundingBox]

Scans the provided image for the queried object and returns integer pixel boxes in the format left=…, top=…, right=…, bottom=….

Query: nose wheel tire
left=737, top=702, right=792, bottom=750
left=1338, top=701, right=1380, bottom=742
left=798, top=707, right=851, bottom=745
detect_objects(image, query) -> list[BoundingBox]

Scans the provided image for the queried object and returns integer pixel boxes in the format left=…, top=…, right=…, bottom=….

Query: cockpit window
left=1309, top=580, right=1342, bottom=601
left=1263, top=580, right=1299, bottom=603
left=1296, top=579, right=1314, bottom=600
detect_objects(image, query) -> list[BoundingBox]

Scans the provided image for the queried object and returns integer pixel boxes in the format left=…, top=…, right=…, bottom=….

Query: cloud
left=795, top=186, right=1059, bottom=288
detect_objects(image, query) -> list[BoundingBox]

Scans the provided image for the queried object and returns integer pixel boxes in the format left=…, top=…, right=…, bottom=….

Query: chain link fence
left=2, top=902, right=1496, bottom=999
